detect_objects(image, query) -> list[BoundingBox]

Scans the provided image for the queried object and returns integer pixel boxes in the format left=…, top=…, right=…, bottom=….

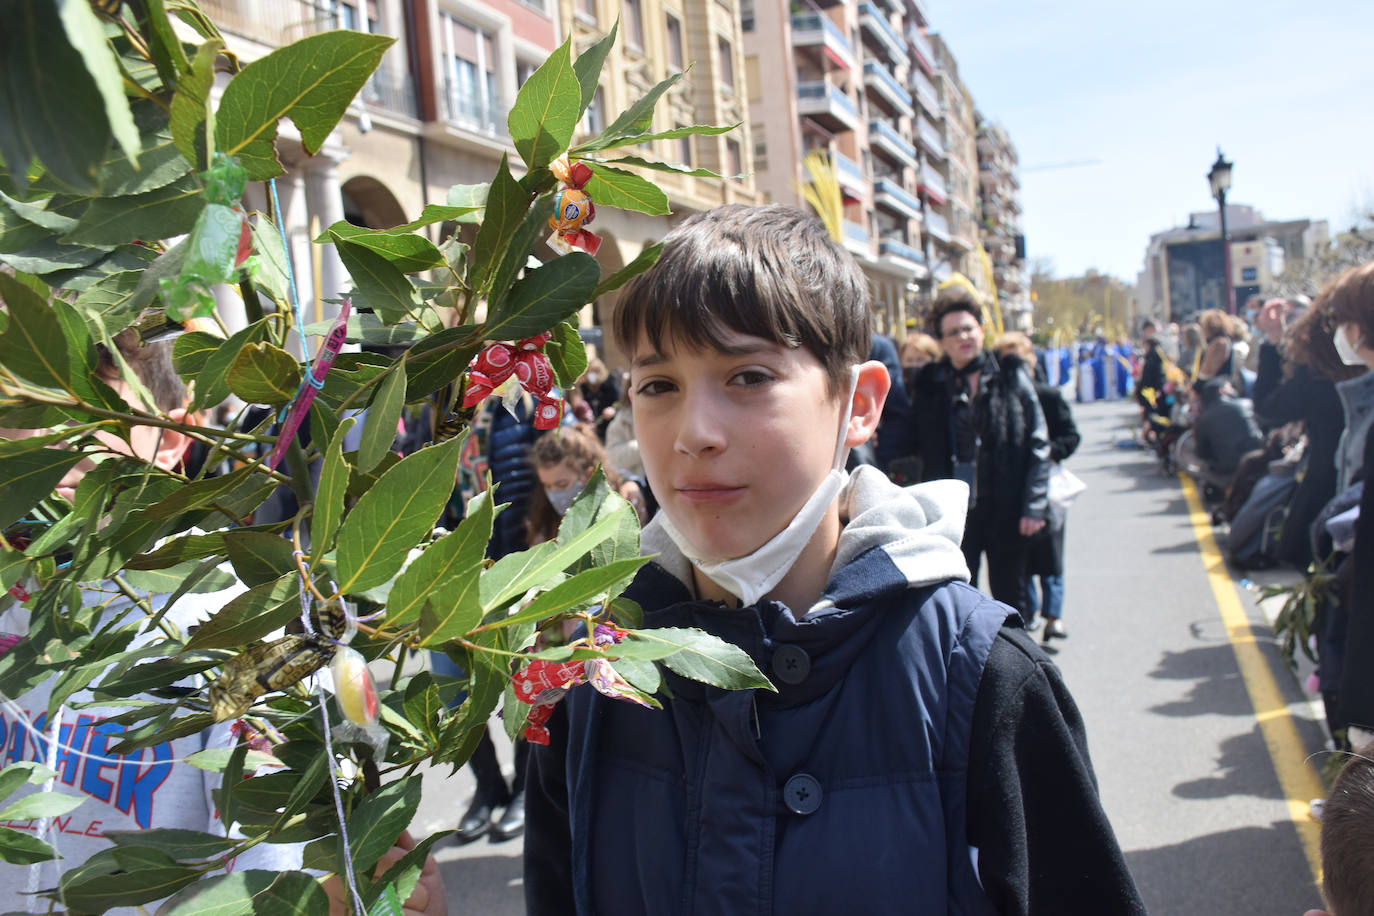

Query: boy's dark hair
left=612, top=204, right=870, bottom=398
left=928, top=287, right=982, bottom=339
left=1322, top=753, right=1374, bottom=915
left=96, top=329, right=188, bottom=412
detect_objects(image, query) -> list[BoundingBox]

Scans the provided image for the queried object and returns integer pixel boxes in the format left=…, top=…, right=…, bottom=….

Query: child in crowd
left=1306, top=753, right=1374, bottom=916
left=523, top=205, right=1144, bottom=914
left=525, top=424, right=647, bottom=545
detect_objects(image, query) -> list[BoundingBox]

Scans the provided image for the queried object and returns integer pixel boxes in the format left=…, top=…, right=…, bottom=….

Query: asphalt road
left=408, top=397, right=1328, bottom=915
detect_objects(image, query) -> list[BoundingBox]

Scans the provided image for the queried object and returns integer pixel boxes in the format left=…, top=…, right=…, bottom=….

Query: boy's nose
left=673, top=390, right=727, bottom=457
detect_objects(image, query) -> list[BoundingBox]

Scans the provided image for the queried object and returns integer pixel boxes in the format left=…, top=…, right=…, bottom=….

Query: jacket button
left=771, top=644, right=811, bottom=685
left=783, top=773, right=822, bottom=815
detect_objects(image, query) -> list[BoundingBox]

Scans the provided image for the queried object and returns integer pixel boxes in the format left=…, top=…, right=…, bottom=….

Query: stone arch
left=340, top=175, right=407, bottom=229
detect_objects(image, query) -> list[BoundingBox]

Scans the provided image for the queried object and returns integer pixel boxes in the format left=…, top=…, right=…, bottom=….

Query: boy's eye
left=731, top=369, right=773, bottom=387
left=635, top=379, right=675, bottom=397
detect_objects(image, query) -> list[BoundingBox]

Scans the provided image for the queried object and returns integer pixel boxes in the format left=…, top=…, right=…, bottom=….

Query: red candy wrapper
left=517, top=332, right=552, bottom=351
left=532, top=394, right=563, bottom=430
left=511, top=625, right=645, bottom=743
left=514, top=350, right=555, bottom=398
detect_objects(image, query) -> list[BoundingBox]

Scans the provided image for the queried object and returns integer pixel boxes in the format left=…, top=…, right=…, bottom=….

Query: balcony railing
left=791, top=12, right=855, bottom=70
left=199, top=0, right=330, bottom=46
left=911, top=68, right=941, bottom=116
left=924, top=210, right=950, bottom=243
left=867, top=118, right=917, bottom=168
left=798, top=80, right=860, bottom=131
left=879, top=237, right=924, bottom=264
left=857, top=3, right=907, bottom=65
left=919, top=164, right=947, bottom=202
left=863, top=60, right=913, bottom=115
left=362, top=68, right=418, bottom=118
left=907, top=25, right=935, bottom=74
left=873, top=177, right=921, bottom=220
left=443, top=77, right=505, bottom=136
left=916, top=117, right=944, bottom=159
left=832, top=149, right=867, bottom=194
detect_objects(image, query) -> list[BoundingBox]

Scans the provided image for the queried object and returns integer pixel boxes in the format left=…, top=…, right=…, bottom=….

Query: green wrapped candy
left=160, top=154, right=253, bottom=322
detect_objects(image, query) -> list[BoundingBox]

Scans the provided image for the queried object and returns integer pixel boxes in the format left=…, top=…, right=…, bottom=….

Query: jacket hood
left=640, top=465, right=970, bottom=614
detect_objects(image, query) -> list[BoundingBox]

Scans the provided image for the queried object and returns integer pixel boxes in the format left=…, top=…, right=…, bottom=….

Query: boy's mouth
left=675, top=482, right=746, bottom=504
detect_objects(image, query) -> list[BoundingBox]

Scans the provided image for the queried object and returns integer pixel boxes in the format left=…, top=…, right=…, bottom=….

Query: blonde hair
left=994, top=331, right=1034, bottom=360
left=899, top=333, right=941, bottom=365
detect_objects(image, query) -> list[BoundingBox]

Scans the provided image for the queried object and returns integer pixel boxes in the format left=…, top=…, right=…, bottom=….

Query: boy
left=1306, top=753, right=1374, bottom=916
left=524, top=206, right=1143, bottom=914
left=0, top=330, right=443, bottom=916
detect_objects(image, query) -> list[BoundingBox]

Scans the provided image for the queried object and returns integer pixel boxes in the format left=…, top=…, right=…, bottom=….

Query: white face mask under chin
left=656, top=366, right=860, bottom=607
left=1334, top=325, right=1366, bottom=367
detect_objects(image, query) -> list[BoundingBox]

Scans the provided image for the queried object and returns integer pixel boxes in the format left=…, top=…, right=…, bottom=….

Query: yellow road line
left=1178, top=473, right=1324, bottom=887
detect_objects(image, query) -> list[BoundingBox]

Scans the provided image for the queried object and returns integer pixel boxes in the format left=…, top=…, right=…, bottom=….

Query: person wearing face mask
left=524, top=424, right=647, bottom=545
left=524, top=206, right=1143, bottom=915
left=1322, top=263, right=1374, bottom=759
left=577, top=358, right=622, bottom=441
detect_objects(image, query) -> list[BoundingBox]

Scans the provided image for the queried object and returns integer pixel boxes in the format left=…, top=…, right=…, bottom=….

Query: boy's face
left=630, top=327, right=845, bottom=561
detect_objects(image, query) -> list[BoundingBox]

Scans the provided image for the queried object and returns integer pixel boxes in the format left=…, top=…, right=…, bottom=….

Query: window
left=739, top=0, right=755, bottom=31
left=665, top=13, right=684, bottom=72
left=517, top=60, right=538, bottom=88
left=752, top=132, right=767, bottom=171
left=440, top=14, right=501, bottom=132
left=624, top=0, right=644, bottom=49
left=676, top=132, right=693, bottom=167
left=333, top=0, right=377, bottom=31
left=718, top=37, right=734, bottom=92
left=726, top=137, right=743, bottom=177
left=582, top=86, right=606, bottom=135
left=576, top=0, right=596, bottom=21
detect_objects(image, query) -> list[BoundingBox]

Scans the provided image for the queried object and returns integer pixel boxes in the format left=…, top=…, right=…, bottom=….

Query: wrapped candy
left=332, top=645, right=380, bottom=726
left=463, top=336, right=566, bottom=428
left=510, top=624, right=648, bottom=745
left=160, top=153, right=254, bottom=322
left=547, top=155, right=602, bottom=256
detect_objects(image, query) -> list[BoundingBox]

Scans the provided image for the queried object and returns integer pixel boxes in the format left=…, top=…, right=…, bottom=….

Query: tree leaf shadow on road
left=1171, top=726, right=1288, bottom=801
left=1150, top=537, right=1203, bottom=554
left=1125, top=822, right=1320, bottom=915
left=1146, top=643, right=1255, bottom=718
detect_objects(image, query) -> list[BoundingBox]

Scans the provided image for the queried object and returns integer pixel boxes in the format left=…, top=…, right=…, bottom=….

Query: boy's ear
left=844, top=360, right=890, bottom=449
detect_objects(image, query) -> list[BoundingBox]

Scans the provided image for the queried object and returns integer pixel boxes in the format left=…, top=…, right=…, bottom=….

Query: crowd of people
left=1131, top=265, right=1374, bottom=773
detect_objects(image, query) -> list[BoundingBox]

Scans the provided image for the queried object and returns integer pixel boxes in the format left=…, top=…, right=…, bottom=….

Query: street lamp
left=1207, top=148, right=1235, bottom=314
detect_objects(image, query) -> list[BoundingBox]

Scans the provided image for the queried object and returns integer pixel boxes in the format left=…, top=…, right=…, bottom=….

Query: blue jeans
left=1025, top=574, right=1065, bottom=621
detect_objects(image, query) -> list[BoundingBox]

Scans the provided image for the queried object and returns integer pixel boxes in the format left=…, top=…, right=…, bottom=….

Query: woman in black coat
left=1251, top=300, right=1362, bottom=569
left=997, top=335, right=1080, bottom=642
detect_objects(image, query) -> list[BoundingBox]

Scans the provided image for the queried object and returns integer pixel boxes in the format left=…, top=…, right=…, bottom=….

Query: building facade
left=1138, top=205, right=1330, bottom=321
left=743, top=0, right=932, bottom=336
left=974, top=116, right=1030, bottom=331
left=199, top=0, right=756, bottom=366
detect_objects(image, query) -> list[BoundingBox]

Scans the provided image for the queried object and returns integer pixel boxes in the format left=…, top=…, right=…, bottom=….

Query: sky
left=926, top=0, right=1374, bottom=284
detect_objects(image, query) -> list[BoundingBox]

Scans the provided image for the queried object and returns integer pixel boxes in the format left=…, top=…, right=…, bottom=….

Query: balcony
left=858, top=4, right=908, bottom=66
left=924, top=210, right=950, bottom=243
left=832, top=149, right=867, bottom=199
left=443, top=77, right=505, bottom=137
left=791, top=12, right=855, bottom=71
left=863, top=61, right=913, bottom=118
left=798, top=81, right=860, bottom=133
left=911, top=68, right=941, bottom=118
left=873, top=177, right=921, bottom=221
left=867, top=118, right=917, bottom=169
left=842, top=219, right=871, bottom=259
left=879, top=236, right=925, bottom=273
left=362, top=67, right=418, bottom=118
left=915, top=116, right=944, bottom=159
left=907, top=25, right=935, bottom=75
left=918, top=164, right=947, bottom=204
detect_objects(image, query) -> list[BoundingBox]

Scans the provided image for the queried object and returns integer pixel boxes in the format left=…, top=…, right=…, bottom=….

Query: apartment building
left=743, top=0, right=930, bottom=336
left=556, top=0, right=760, bottom=366
left=975, top=116, right=1030, bottom=331
left=199, top=0, right=755, bottom=364
left=925, top=33, right=986, bottom=306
